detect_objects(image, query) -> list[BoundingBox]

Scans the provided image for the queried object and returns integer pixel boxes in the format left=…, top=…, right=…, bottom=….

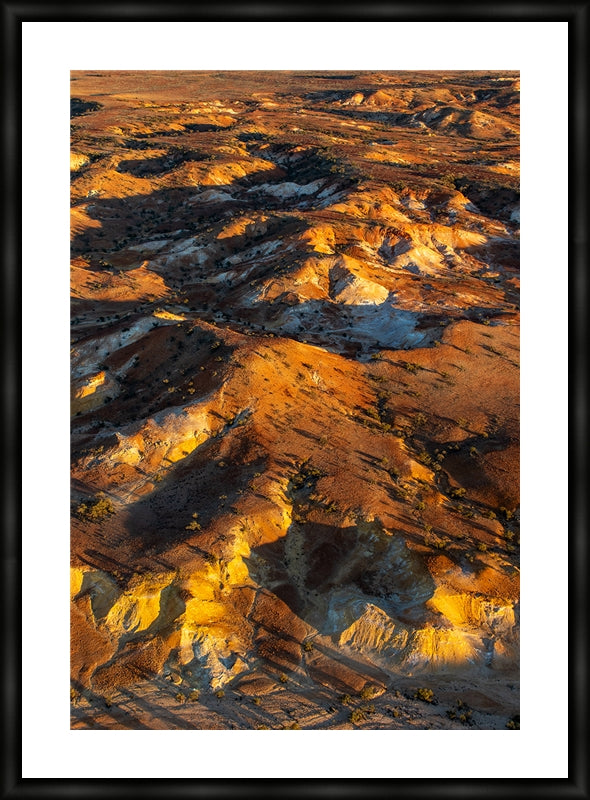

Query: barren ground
left=70, top=70, right=519, bottom=730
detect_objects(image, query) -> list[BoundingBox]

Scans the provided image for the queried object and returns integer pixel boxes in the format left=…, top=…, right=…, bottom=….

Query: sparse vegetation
left=447, top=700, right=473, bottom=725
left=450, top=487, right=467, bottom=499
left=70, top=70, right=520, bottom=733
left=75, top=493, right=115, bottom=521
left=414, top=688, right=435, bottom=703
left=360, top=685, right=379, bottom=700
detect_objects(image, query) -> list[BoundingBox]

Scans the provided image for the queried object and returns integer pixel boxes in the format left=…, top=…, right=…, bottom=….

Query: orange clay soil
left=70, top=70, right=519, bottom=730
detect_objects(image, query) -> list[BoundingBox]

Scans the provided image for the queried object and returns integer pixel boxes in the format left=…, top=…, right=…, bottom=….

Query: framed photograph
left=10, top=4, right=580, bottom=795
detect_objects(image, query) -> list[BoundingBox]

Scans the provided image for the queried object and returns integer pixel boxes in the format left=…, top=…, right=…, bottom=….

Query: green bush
left=359, top=685, right=378, bottom=700
left=415, top=687, right=435, bottom=703
left=76, top=493, right=115, bottom=521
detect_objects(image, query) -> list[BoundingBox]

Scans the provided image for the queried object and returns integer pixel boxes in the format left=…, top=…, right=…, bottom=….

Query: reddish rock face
left=71, top=70, right=519, bottom=730
left=250, top=590, right=310, bottom=643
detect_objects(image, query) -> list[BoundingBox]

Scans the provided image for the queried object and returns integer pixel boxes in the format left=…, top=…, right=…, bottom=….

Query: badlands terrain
left=70, top=70, right=520, bottom=730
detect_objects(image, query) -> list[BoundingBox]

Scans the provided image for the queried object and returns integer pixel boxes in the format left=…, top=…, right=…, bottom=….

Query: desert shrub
left=302, top=640, right=313, bottom=652
left=76, top=493, right=115, bottom=521
left=360, top=685, right=378, bottom=700
left=447, top=699, right=473, bottom=724
left=340, top=694, right=352, bottom=706
left=414, top=687, right=435, bottom=703
left=215, top=690, right=225, bottom=699
left=349, top=708, right=366, bottom=724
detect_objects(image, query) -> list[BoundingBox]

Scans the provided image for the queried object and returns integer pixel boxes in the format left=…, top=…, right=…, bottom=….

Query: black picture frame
left=4, top=3, right=585, bottom=797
